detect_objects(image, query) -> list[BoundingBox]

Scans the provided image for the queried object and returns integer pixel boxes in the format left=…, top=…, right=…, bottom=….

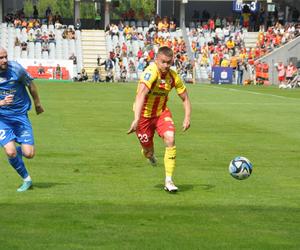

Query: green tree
left=80, top=2, right=96, bottom=19
left=112, top=0, right=155, bottom=20
left=23, top=0, right=155, bottom=21
left=56, top=0, right=73, bottom=18
left=23, top=0, right=73, bottom=19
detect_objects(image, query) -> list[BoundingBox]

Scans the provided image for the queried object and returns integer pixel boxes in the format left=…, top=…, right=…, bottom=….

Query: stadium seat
left=1, top=22, right=7, bottom=29
left=7, top=27, right=15, bottom=46
left=15, top=28, right=21, bottom=38
left=68, top=39, right=75, bottom=55
left=106, top=34, right=113, bottom=52
left=138, top=40, right=144, bottom=50
left=49, top=24, right=54, bottom=32
left=41, top=24, right=48, bottom=33
left=75, top=39, right=82, bottom=73
left=21, top=50, right=28, bottom=59
left=189, top=22, right=195, bottom=28
left=35, top=42, right=42, bottom=59
left=14, top=46, right=21, bottom=59
left=49, top=43, right=55, bottom=59
left=142, top=21, right=149, bottom=27
left=28, top=42, right=35, bottom=59
left=56, top=40, right=63, bottom=59
left=119, top=31, right=125, bottom=44
left=137, top=27, right=143, bottom=33
left=55, top=29, right=62, bottom=41
left=122, top=57, right=128, bottom=70
left=132, top=40, right=139, bottom=55
left=75, top=30, right=81, bottom=40
left=112, top=35, right=119, bottom=48
left=143, top=27, right=149, bottom=33
left=63, top=39, right=69, bottom=59
left=42, top=50, right=49, bottom=60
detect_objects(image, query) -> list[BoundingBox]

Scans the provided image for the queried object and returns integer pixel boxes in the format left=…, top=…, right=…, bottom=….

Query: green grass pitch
left=0, top=81, right=300, bottom=249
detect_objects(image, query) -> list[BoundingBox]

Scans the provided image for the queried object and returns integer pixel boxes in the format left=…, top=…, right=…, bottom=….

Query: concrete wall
left=258, top=36, right=300, bottom=85
left=0, top=1, right=2, bottom=23
left=3, top=0, right=22, bottom=13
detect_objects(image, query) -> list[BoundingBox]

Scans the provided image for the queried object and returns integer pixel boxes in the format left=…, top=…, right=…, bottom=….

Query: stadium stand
left=1, top=9, right=299, bottom=84
left=102, top=17, right=300, bottom=84
left=0, top=19, right=82, bottom=80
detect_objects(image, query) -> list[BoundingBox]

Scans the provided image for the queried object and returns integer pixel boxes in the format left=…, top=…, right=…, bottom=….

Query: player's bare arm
left=127, top=83, right=149, bottom=134
left=0, top=95, right=14, bottom=106
left=178, top=90, right=191, bottom=132
left=27, top=81, right=44, bottom=115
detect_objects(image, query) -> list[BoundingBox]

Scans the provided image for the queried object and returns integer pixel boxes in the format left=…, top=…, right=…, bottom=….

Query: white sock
left=165, top=176, right=172, bottom=183
left=24, top=176, right=32, bottom=182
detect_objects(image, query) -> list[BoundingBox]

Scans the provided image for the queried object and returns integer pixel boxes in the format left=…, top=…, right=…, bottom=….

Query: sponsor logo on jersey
left=144, top=73, right=151, bottom=81
left=0, top=89, right=16, bottom=96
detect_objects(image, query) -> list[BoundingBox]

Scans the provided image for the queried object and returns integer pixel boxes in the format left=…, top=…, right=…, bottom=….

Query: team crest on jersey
left=159, top=79, right=166, bottom=89
left=144, top=73, right=151, bottom=81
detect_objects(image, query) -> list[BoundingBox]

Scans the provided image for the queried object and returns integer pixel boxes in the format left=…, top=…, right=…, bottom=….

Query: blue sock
left=8, top=148, right=29, bottom=179
left=16, top=146, right=23, bottom=157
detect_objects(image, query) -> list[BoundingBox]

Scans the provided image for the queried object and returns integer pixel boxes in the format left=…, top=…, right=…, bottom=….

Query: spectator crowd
left=3, top=5, right=300, bottom=85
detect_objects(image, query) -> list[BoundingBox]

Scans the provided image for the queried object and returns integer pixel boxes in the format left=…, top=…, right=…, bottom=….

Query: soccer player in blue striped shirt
left=0, top=47, right=44, bottom=192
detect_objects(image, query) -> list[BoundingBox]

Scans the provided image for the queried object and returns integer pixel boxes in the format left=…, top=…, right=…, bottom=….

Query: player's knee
left=22, top=149, right=35, bottom=159
left=5, top=149, right=17, bottom=158
left=164, top=131, right=175, bottom=146
left=23, top=151, right=35, bottom=159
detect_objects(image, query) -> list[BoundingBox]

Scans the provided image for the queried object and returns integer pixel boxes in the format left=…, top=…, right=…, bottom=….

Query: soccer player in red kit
left=127, top=46, right=191, bottom=192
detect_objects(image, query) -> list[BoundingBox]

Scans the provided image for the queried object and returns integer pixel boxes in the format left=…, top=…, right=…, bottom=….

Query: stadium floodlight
left=236, top=0, right=243, bottom=4
left=182, top=0, right=188, bottom=3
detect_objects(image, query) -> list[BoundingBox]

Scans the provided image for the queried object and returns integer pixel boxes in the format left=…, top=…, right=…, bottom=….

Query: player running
left=127, top=46, right=191, bottom=192
left=0, top=47, right=44, bottom=192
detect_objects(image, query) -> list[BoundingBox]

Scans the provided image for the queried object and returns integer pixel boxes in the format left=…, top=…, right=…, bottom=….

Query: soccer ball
left=229, top=156, right=253, bottom=180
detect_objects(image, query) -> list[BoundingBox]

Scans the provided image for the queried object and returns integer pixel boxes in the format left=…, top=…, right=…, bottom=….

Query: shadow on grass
left=198, top=184, right=216, bottom=190
left=154, top=183, right=215, bottom=192
left=33, top=182, right=69, bottom=189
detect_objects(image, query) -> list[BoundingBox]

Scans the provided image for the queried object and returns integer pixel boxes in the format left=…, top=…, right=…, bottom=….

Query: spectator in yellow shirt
left=230, top=56, right=238, bottom=69
left=221, top=56, right=230, bottom=67
left=226, top=37, right=235, bottom=52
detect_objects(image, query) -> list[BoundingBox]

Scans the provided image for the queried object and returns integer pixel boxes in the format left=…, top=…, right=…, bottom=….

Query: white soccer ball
left=229, top=156, right=253, bottom=180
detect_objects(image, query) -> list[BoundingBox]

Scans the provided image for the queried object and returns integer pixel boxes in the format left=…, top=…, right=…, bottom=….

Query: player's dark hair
left=157, top=46, right=173, bottom=58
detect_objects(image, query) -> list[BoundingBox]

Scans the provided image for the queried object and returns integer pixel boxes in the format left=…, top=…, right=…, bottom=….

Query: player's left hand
left=182, top=118, right=190, bottom=132
left=35, top=104, right=44, bottom=115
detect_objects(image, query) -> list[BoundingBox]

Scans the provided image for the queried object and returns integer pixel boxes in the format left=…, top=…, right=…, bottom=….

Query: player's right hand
left=182, top=118, right=191, bottom=132
left=127, top=120, right=138, bottom=134
left=1, top=95, right=14, bottom=106
left=35, top=104, right=44, bottom=115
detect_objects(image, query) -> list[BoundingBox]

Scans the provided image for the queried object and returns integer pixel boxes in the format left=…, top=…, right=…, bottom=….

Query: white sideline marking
left=205, top=85, right=300, bottom=101
left=192, top=102, right=295, bottom=105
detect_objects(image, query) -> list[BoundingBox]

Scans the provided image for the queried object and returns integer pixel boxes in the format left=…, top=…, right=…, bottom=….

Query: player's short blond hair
left=157, top=46, right=173, bottom=58
left=0, top=46, right=7, bottom=52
